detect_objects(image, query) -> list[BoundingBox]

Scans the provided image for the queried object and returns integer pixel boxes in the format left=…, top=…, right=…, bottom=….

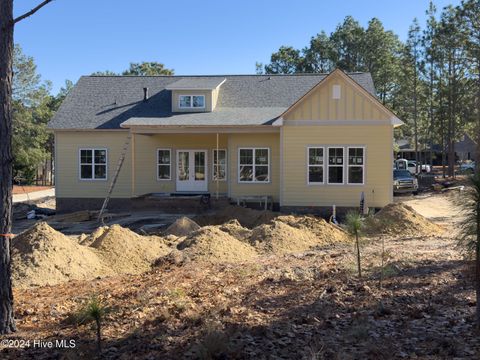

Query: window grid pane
left=239, top=148, right=269, bottom=183
left=309, top=166, right=323, bottom=183
left=179, top=95, right=191, bottom=108
left=309, top=148, right=324, bottom=165
left=80, top=149, right=107, bottom=180
left=348, top=147, right=364, bottom=184
left=192, top=95, right=205, bottom=108
left=158, top=150, right=170, bottom=165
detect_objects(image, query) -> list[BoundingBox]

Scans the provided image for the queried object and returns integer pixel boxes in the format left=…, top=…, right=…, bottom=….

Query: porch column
left=131, top=132, right=135, bottom=197
left=216, top=133, right=219, bottom=200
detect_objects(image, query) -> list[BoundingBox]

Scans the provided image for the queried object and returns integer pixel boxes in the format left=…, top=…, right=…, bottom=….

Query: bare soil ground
left=2, top=190, right=479, bottom=359
left=12, top=186, right=53, bottom=195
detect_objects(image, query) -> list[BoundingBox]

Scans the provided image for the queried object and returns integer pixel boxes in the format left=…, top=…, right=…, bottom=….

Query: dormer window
left=179, top=95, right=205, bottom=109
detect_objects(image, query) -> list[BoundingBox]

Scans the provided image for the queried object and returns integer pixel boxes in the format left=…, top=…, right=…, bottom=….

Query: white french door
left=176, top=150, right=208, bottom=192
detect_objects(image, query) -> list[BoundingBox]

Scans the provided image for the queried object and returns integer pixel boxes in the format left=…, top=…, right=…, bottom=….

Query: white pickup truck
left=394, top=159, right=431, bottom=174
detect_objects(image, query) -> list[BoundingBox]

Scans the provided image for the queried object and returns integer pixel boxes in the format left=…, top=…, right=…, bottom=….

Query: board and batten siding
left=54, top=131, right=132, bottom=198
left=228, top=133, right=280, bottom=202
left=283, top=71, right=391, bottom=121
left=133, top=133, right=228, bottom=196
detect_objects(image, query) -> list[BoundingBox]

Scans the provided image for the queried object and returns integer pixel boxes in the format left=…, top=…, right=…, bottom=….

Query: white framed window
left=213, top=149, right=227, bottom=181
left=179, top=95, right=205, bottom=109
left=238, top=148, right=270, bottom=183
left=347, top=147, right=365, bottom=185
left=327, top=147, right=344, bottom=184
left=307, top=147, right=325, bottom=184
left=79, top=148, right=107, bottom=180
left=157, top=149, right=171, bottom=180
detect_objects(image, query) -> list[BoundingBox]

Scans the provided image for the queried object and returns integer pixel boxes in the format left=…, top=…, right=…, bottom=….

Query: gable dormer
left=166, top=78, right=226, bottom=113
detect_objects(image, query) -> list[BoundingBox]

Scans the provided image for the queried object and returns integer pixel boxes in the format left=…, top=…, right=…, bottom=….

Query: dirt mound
left=217, top=219, right=252, bottom=241
left=11, top=222, right=112, bottom=287
left=275, top=215, right=349, bottom=243
left=176, top=226, right=257, bottom=263
left=164, top=217, right=201, bottom=237
left=79, top=226, right=108, bottom=246
left=88, top=224, right=170, bottom=274
left=366, top=203, right=443, bottom=236
left=194, top=205, right=276, bottom=229
left=249, top=220, right=322, bottom=254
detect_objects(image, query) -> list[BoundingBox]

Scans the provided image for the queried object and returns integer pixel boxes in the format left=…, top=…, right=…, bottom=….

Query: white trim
left=227, top=135, right=231, bottom=197
left=124, top=126, right=280, bottom=134
left=332, top=85, right=341, bottom=99
left=326, top=146, right=345, bottom=185
left=346, top=146, right=366, bottom=185
left=156, top=148, right=172, bottom=181
left=52, top=129, right=129, bottom=132
left=284, top=119, right=393, bottom=126
left=178, top=94, right=206, bottom=109
left=306, top=146, right=325, bottom=185
left=78, top=148, right=108, bottom=181
left=212, top=149, right=227, bottom=182
left=237, top=147, right=271, bottom=184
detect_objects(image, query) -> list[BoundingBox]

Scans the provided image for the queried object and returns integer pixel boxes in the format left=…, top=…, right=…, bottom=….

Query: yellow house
left=48, top=69, right=403, bottom=213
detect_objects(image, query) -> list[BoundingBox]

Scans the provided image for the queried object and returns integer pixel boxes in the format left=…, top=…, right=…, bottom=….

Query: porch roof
left=120, top=107, right=286, bottom=127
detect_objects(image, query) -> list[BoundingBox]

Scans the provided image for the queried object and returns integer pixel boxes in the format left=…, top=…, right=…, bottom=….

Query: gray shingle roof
left=48, top=73, right=376, bottom=130
left=165, top=77, right=226, bottom=90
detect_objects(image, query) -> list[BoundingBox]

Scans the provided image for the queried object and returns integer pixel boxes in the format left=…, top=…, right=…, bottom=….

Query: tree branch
left=13, top=0, right=53, bottom=24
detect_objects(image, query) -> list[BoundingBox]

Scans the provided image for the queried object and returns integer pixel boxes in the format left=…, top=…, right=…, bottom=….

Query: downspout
left=216, top=133, right=219, bottom=200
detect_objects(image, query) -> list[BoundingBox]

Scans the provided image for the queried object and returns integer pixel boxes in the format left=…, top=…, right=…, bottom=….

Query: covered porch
left=126, top=126, right=281, bottom=206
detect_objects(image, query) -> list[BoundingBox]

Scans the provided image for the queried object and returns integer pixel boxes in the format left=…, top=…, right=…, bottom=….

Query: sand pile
left=194, top=205, right=276, bottom=228
left=87, top=224, right=170, bottom=274
left=176, top=226, right=257, bottom=263
left=275, top=215, right=349, bottom=243
left=12, top=223, right=173, bottom=288
left=249, top=220, right=321, bottom=254
left=366, top=203, right=443, bottom=236
left=11, top=222, right=112, bottom=287
left=217, top=219, right=252, bottom=241
left=164, top=217, right=201, bottom=237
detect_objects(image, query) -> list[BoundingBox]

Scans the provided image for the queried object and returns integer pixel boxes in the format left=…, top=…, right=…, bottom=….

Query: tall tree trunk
left=0, top=0, right=16, bottom=334
left=413, top=52, right=419, bottom=175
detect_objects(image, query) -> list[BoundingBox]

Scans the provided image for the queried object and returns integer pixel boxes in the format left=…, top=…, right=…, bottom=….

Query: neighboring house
left=48, top=69, right=403, bottom=213
left=396, top=133, right=477, bottom=165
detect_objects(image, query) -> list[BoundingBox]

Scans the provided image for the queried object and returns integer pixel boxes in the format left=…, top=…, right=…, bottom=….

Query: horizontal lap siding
left=282, top=125, right=393, bottom=208
left=55, top=131, right=132, bottom=198
left=133, top=133, right=228, bottom=196
left=228, top=133, right=280, bottom=202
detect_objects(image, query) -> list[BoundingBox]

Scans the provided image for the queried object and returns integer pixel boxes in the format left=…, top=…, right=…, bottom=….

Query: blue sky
left=14, top=0, right=460, bottom=94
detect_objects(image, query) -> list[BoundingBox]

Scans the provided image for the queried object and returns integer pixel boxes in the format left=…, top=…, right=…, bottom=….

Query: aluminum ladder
left=98, top=134, right=132, bottom=221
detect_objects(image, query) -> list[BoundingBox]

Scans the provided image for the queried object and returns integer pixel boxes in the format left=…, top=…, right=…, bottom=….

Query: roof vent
left=143, top=87, right=149, bottom=101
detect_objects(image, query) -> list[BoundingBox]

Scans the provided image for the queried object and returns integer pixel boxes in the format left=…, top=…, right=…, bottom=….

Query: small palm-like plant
left=77, top=295, right=109, bottom=353
left=345, top=211, right=363, bottom=278
left=459, top=174, right=480, bottom=327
